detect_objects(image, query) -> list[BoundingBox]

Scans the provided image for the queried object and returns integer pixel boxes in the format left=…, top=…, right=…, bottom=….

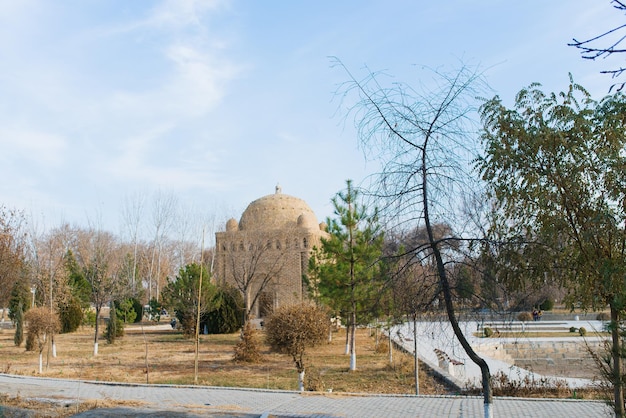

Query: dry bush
left=265, top=303, right=329, bottom=390
left=265, top=304, right=328, bottom=370
left=517, top=312, right=533, bottom=322
left=375, top=338, right=389, bottom=354
left=24, top=307, right=60, bottom=354
left=233, top=321, right=261, bottom=363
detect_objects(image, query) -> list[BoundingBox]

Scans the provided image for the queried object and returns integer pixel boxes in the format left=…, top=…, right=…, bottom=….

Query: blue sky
left=0, top=0, right=622, bottom=239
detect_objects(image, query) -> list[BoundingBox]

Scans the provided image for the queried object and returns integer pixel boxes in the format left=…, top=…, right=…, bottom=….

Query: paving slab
left=0, top=374, right=611, bottom=418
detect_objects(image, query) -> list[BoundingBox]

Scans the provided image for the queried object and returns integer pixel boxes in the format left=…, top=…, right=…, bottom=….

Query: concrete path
left=391, top=319, right=604, bottom=390
left=0, top=373, right=611, bottom=417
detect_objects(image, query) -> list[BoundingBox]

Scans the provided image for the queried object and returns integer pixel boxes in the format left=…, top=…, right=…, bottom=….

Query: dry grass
left=0, top=322, right=449, bottom=396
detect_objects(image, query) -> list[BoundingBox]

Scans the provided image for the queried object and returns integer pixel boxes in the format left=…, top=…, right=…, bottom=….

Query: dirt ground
left=0, top=321, right=449, bottom=394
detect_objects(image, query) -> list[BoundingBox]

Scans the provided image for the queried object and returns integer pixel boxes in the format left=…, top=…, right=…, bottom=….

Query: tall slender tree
left=308, top=179, right=384, bottom=371
left=334, top=60, right=494, bottom=417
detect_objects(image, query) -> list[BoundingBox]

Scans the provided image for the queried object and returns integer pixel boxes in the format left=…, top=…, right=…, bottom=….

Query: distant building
left=214, top=186, right=328, bottom=319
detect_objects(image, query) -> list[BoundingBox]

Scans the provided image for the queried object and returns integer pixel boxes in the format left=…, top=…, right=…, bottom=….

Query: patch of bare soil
left=0, top=322, right=448, bottom=394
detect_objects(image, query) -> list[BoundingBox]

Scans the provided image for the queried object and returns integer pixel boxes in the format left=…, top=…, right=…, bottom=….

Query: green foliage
left=483, top=327, right=493, bottom=338
left=478, top=77, right=626, bottom=312
left=64, top=250, right=92, bottom=308
left=161, top=263, right=217, bottom=337
left=13, top=303, right=23, bottom=346
left=579, top=327, right=587, bottom=336
left=307, top=180, right=384, bottom=326
left=205, top=285, right=244, bottom=334
left=115, top=298, right=137, bottom=324
left=58, top=297, right=84, bottom=333
left=84, top=310, right=96, bottom=327
left=569, top=326, right=577, bottom=333
left=147, top=298, right=162, bottom=322
left=104, top=301, right=123, bottom=343
left=130, top=298, right=143, bottom=323
left=539, top=299, right=554, bottom=311
left=9, top=279, right=30, bottom=322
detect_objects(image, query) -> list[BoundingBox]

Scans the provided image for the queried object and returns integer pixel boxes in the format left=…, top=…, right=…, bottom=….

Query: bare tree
left=120, top=192, right=147, bottom=293
left=569, top=0, right=626, bottom=91
left=225, top=238, right=285, bottom=326
left=0, top=207, right=28, bottom=321
left=148, top=191, right=177, bottom=302
left=74, top=227, right=122, bottom=355
left=334, top=60, right=494, bottom=417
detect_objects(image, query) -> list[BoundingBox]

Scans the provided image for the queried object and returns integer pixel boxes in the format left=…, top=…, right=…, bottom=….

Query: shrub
left=569, top=326, right=577, bottom=333
left=131, top=298, right=143, bottom=323
left=578, top=327, right=587, bottom=336
left=84, top=310, right=96, bottom=327
left=517, top=312, right=533, bottom=322
left=539, top=299, right=554, bottom=311
left=13, top=303, right=23, bottom=347
left=483, top=327, right=493, bottom=338
left=25, top=331, right=36, bottom=351
left=59, top=297, right=84, bottom=333
left=233, top=320, right=261, bottom=363
left=596, top=312, right=610, bottom=321
left=205, top=285, right=244, bottom=334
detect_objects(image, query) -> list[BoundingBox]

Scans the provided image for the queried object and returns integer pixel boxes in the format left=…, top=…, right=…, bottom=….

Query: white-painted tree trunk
left=298, top=371, right=305, bottom=392
left=93, top=341, right=98, bottom=356
left=38, top=353, right=43, bottom=374
left=52, top=341, right=57, bottom=358
left=484, top=402, right=493, bottom=418
left=350, top=352, right=356, bottom=371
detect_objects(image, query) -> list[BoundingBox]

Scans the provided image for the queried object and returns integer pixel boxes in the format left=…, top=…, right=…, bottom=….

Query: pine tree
left=13, top=302, right=23, bottom=346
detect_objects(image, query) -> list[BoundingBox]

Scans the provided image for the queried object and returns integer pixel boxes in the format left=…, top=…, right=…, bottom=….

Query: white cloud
left=0, top=129, right=67, bottom=166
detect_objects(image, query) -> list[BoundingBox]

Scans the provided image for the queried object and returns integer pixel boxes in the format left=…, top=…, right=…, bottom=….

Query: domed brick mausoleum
left=214, top=185, right=328, bottom=319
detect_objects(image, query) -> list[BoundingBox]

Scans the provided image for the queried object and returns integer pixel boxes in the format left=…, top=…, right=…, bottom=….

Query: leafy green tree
left=161, top=263, right=216, bottom=337
left=478, top=77, right=626, bottom=417
left=308, top=179, right=384, bottom=371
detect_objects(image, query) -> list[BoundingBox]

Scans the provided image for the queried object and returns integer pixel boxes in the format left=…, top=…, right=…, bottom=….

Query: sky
left=0, top=0, right=623, bottom=241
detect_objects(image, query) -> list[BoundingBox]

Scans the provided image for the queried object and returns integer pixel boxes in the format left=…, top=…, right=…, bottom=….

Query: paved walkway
left=0, top=373, right=611, bottom=417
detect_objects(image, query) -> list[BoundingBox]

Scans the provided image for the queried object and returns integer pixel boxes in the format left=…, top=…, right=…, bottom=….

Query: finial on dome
left=275, top=183, right=282, bottom=194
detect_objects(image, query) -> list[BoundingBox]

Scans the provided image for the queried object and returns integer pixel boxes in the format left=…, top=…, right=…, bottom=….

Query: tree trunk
left=38, top=351, right=43, bottom=374
left=93, top=307, right=100, bottom=356
left=388, top=329, right=393, bottom=365
left=298, top=370, right=305, bottom=392
left=349, top=311, right=357, bottom=371
left=413, top=316, right=419, bottom=395
left=422, top=154, right=492, bottom=417
left=344, top=320, right=350, bottom=355
left=611, top=305, right=624, bottom=418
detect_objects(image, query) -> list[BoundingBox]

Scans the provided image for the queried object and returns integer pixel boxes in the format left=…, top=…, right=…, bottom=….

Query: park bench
left=434, top=348, right=465, bottom=378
